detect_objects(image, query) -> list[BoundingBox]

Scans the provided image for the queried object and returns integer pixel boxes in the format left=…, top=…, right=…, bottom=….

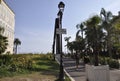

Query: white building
left=0, top=0, right=15, bottom=54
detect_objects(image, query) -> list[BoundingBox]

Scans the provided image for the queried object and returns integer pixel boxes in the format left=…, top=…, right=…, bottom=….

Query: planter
left=86, top=65, right=110, bottom=81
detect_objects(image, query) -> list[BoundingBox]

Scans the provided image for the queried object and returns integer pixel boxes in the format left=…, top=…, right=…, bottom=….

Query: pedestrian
left=75, top=53, right=79, bottom=69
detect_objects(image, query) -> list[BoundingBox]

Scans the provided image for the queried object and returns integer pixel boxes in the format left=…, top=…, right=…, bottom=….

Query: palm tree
left=67, top=42, right=74, bottom=54
left=111, top=13, right=120, bottom=43
left=85, top=15, right=103, bottom=66
left=100, top=8, right=113, bottom=58
left=0, top=26, right=8, bottom=54
left=14, top=38, right=21, bottom=54
left=111, top=13, right=120, bottom=58
left=76, top=23, right=85, bottom=54
left=0, top=36, right=8, bottom=54
left=76, top=22, right=85, bottom=39
left=64, top=36, right=71, bottom=43
left=64, top=36, right=71, bottom=54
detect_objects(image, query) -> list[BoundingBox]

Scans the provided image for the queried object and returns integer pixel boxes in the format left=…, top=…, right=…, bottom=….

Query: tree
left=110, top=13, right=120, bottom=59
left=67, top=40, right=84, bottom=55
left=14, top=38, right=21, bottom=54
left=0, top=26, right=8, bottom=54
left=76, top=22, right=85, bottom=39
left=100, top=8, right=113, bottom=58
left=64, top=36, right=71, bottom=54
left=64, top=36, right=71, bottom=43
left=0, top=36, right=8, bottom=54
left=76, top=22, right=86, bottom=59
left=67, top=42, right=74, bottom=54
left=85, top=15, right=103, bottom=66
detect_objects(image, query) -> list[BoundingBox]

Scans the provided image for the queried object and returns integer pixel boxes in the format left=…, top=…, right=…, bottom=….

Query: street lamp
left=57, top=1, right=65, bottom=81
left=58, top=1, right=65, bottom=11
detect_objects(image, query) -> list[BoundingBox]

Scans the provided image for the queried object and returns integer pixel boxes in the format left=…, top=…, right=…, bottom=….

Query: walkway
left=56, top=54, right=86, bottom=81
left=63, top=57, right=86, bottom=81
left=56, top=54, right=120, bottom=81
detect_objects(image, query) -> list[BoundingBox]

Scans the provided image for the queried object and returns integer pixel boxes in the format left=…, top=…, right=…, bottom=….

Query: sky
left=5, top=0, right=120, bottom=53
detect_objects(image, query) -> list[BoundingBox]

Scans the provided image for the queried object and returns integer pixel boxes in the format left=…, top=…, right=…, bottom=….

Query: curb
left=55, top=58, right=75, bottom=81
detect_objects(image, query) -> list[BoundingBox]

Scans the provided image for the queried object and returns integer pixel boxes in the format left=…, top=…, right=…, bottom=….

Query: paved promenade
left=56, top=54, right=120, bottom=81
left=63, top=57, right=86, bottom=81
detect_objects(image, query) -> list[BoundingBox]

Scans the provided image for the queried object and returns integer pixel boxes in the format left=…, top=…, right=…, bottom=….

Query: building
left=0, top=0, right=15, bottom=54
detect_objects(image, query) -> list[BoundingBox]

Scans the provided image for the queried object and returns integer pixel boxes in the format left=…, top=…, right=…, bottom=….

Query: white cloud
left=105, top=0, right=120, bottom=15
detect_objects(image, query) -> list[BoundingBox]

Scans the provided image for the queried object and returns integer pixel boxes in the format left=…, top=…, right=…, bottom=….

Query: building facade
left=0, top=0, right=15, bottom=54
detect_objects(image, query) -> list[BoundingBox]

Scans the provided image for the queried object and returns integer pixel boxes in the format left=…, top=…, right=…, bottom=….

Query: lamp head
left=58, top=1, right=65, bottom=11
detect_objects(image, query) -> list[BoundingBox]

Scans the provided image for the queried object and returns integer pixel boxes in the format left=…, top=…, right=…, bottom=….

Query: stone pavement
left=63, top=57, right=86, bottom=81
left=56, top=54, right=120, bottom=81
left=110, top=70, right=120, bottom=81
left=56, top=54, right=86, bottom=81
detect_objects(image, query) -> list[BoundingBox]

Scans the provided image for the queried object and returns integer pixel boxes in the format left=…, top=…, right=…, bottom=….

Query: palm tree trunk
left=94, top=49, right=98, bottom=66
left=15, top=45, right=17, bottom=54
left=94, top=26, right=98, bottom=66
left=107, top=31, right=112, bottom=58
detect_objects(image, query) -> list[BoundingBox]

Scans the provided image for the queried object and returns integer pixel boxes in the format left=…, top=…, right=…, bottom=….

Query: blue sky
left=5, top=0, right=120, bottom=53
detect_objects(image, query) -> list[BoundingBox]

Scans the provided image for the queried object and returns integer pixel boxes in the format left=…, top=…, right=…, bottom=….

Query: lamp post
left=57, top=1, right=65, bottom=81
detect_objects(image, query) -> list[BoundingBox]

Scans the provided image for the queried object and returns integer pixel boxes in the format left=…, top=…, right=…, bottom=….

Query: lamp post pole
left=57, top=2, right=65, bottom=81
left=58, top=11, right=64, bottom=81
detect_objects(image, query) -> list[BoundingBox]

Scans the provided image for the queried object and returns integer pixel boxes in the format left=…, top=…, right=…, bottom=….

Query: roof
left=2, top=0, right=15, bottom=14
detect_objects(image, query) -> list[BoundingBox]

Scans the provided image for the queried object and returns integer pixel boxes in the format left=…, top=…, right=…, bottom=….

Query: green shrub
left=99, top=57, right=106, bottom=65
left=108, top=59, right=119, bottom=69
left=99, top=57, right=119, bottom=69
left=84, top=56, right=90, bottom=64
left=0, top=55, right=12, bottom=65
left=9, top=63, right=18, bottom=72
left=0, top=54, right=60, bottom=78
left=27, top=60, right=33, bottom=70
left=0, top=65, right=13, bottom=77
left=0, top=59, right=2, bottom=66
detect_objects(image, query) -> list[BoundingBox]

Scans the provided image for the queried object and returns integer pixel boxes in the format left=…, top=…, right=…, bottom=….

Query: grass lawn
left=0, top=54, right=71, bottom=81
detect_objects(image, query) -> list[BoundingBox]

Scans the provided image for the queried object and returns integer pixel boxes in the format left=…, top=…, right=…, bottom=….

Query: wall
left=0, top=0, right=15, bottom=54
